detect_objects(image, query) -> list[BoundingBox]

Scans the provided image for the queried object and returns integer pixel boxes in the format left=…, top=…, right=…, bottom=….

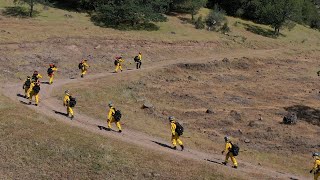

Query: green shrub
left=195, top=15, right=205, bottom=29
left=220, top=22, right=230, bottom=33
left=205, top=7, right=227, bottom=31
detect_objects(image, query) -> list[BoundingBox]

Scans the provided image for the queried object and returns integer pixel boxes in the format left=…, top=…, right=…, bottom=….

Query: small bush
left=205, top=8, right=227, bottom=31
left=220, top=22, right=230, bottom=33
left=310, top=18, right=320, bottom=30
left=195, top=15, right=205, bottom=29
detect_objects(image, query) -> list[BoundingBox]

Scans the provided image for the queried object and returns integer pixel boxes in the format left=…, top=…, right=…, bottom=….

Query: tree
left=258, top=0, right=300, bottom=35
left=92, top=0, right=169, bottom=29
left=14, top=0, right=46, bottom=17
left=171, top=0, right=207, bottom=20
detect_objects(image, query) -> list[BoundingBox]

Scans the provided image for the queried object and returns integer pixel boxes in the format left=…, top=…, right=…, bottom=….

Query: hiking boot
left=173, top=146, right=177, bottom=150
left=222, top=162, right=227, bottom=166
left=28, top=102, right=32, bottom=105
left=118, top=130, right=122, bottom=133
left=70, top=115, right=74, bottom=120
left=81, top=74, right=84, bottom=78
left=232, top=166, right=238, bottom=169
left=181, top=145, right=184, bottom=151
left=35, top=104, right=38, bottom=106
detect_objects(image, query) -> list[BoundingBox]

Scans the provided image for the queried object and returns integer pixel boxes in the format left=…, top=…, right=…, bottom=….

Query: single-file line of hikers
left=19, top=52, right=320, bottom=178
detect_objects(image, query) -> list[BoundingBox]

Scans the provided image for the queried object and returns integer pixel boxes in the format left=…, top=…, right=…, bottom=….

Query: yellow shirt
left=118, top=58, right=124, bottom=65
left=313, top=158, right=320, bottom=172
left=63, top=94, right=70, bottom=106
left=170, top=121, right=176, bottom=135
left=32, top=74, right=43, bottom=80
left=138, top=54, right=142, bottom=61
left=224, top=142, right=232, bottom=152
left=27, top=82, right=35, bottom=94
left=108, top=107, right=115, bottom=120
left=82, top=62, right=89, bottom=70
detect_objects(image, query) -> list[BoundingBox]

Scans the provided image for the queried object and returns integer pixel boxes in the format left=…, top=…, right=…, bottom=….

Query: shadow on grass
left=41, top=81, right=50, bottom=85
left=178, top=16, right=194, bottom=25
left=284, top=105, right=320, bottom=126
left=205, top=159, right=224, bottom=165
left=90, top=16, right=159, bottom=31
left=240, top=22, right=285, bottom=38
left=53, top=110, right=68, bottom=117
left=17, top=93, right=26, bottom=98
left=2, top=6, right=39, bottom=18
left=98, top=125, right=112, bottom=131
left=152, top=141, right=174, bottom=149
left=19, top=100, right=30, bottom=105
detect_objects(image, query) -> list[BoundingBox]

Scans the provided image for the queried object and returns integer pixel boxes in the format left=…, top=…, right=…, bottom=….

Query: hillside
left=0, top=1, right=320, bottom=180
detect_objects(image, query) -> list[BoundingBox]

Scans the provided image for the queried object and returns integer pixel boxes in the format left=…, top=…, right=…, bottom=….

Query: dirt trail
left=2, top=48, right=308, bottom=180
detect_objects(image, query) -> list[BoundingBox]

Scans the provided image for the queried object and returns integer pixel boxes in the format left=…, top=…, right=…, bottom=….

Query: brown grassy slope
left=1, top=3, right=320, bottom=83
left=0, top=94, right=249, bottom=180
left=58, top=55, right=320, bottom=177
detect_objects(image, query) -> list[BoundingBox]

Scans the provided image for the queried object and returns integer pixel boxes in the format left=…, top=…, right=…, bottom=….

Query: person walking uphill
left=22, top=76, right=32, bottom=98
left=79, top=59, right=89, bottom=78
left=47, top=64, right=58, bottom=84
left=28, top=80, right=41, bottom=106
left=222, top=136, right=239, bottom=169
left=63, top=90, right=76, bottom=120
left=107, top=102, right=122, bottom=133
left=134, top=52, right=142, bottom=69
left=310, top=152, right=320, bottom=180
left=114, top=56, right=125, bottom=73
left=169, top=116, right=184, bottom=151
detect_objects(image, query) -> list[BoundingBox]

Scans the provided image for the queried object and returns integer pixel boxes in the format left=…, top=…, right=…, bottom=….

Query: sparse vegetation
left=0, top=0, right=319, bottom=179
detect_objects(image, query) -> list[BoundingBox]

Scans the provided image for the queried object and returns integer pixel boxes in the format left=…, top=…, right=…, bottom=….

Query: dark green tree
left=258, top=0, right=300, bottom=35
left=93, top=0, right=169, bottom=29
left=171, top=0, right=207, bottom=20
left=14, top=0, right=47, bottom=17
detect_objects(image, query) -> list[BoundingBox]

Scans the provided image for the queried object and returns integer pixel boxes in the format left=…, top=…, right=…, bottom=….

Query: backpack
left=134, top=56, right=140, bottom=62
left=230, top=142, right=240, bottom=156
left=24, top=79, right=31, bottom=88
left=114, top=59, right=119, bottom=66
left=113, top=109, right=122, bottom=121
left=32, top=74, right=38, bottom=81
left=33, top=85, right=40, bottom=94
left=78, top=63, right=83, bottom=69
left=47, top=67, right=54, bottom=75
left=69, top=96, right=77, bottom=107
left=175, top=122, right=184, bottom=136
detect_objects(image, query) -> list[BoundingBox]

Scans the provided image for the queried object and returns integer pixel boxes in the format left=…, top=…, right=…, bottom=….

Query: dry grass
left=1, top=94, right=248, bottom=179
left=58, top=54, right=320, bottom=177
left=1, top=1, right=320, bottom=179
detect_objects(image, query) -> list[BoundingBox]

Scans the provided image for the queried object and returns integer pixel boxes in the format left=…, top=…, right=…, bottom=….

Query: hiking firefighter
left=28, top=80, right=41, bottom=106
left=107, top=102, right=122, bottom=132
left=31, top=71, right=42, bottom=82
left=310, top=152, right=320, bottom=180
left=79, top=59, right=89, bottom=78
left=47, top=64, right=58, bottom=84
left=63, top=90, right=76, bottom=120
left=222, top=136, right=238, bottom=168
left=22, top=76, right=32, bottom=98
left=134, top=52, right=142, bottom=69
left=114, top=56, right=125, bottom=73
left=169, top=116, right=184, bottom=151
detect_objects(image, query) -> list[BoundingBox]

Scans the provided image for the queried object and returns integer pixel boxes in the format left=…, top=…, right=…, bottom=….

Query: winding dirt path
left=2, top=48, right=308, bottom=180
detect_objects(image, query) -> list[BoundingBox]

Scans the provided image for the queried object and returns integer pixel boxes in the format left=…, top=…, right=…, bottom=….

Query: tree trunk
left=274, top=27, right=280, bottom=36
left=29, top=0, right=34, bottom=17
